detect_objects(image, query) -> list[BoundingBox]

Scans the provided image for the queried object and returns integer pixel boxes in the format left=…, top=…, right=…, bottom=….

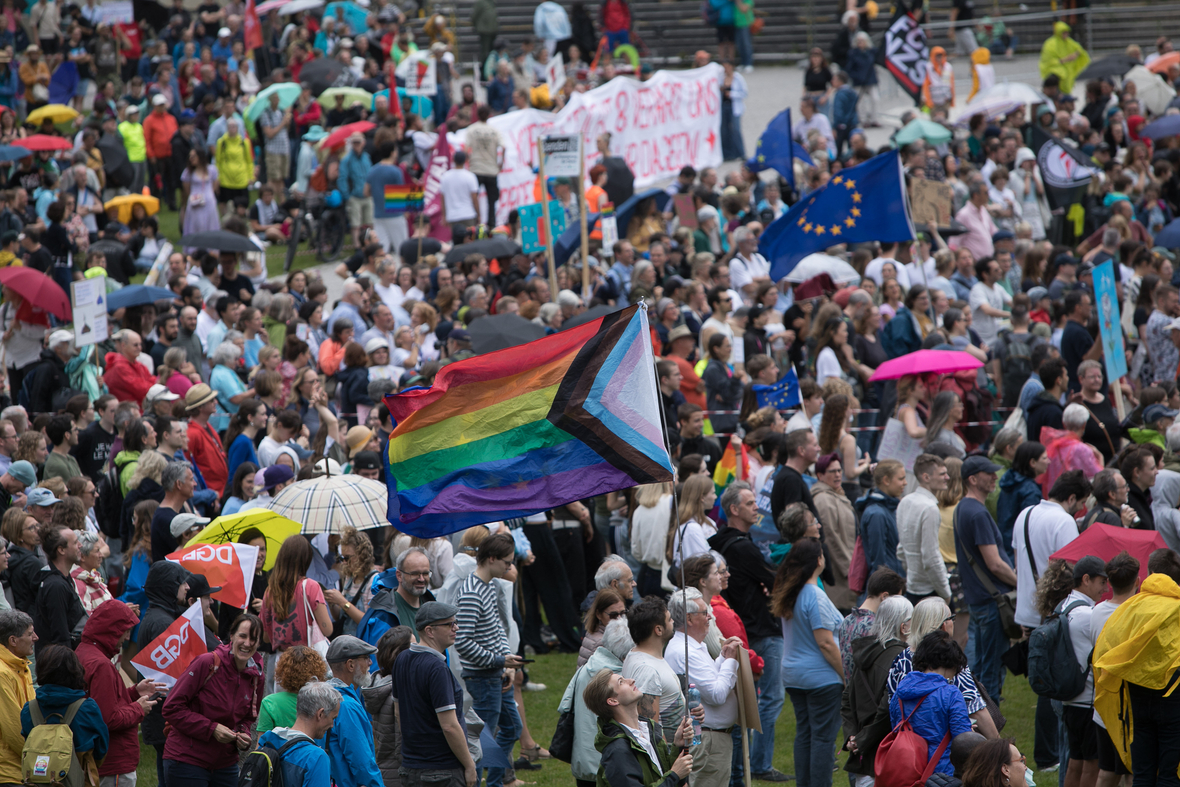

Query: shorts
left=348, top=195, right=373, bottom=227
left=74, top=78, right=92, bottom=98
left=716, top=24, right=736, bottom=43
left=948, top=565, right=966, bottom=614
left=38, top=37, right=59, bottom=55
left=1096, top=722, right=1130, bottom=774
left=219, top=186, right=249, bottom=206
left=1063, top=705, right=1099, bottom=762
left=264, top=152, right=289, bottom=185
left=373, top=215, right=409, bottom=254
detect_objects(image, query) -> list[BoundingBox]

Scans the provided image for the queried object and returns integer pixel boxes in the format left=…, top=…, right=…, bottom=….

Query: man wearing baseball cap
left=1056, top=554, right=1108, bottom=778
left=324, top=636, right=384, bottom=787
left=144, top=383, right=180, bottom=418
left=185, top=574, right=222, bottom=648
left=350, top=451, right=380, bottom=480
left=953, top=455, right=1018, bottom=703
left=0, top=460, right=35, bottom=515
left=23, top=329, right=74, bottom=413
left=392, top=601, right=476, bottom=787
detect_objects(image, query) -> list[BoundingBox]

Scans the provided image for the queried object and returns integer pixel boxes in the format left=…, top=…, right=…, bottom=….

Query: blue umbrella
left=1155, top=218, right=1180, bottom=249
left=106, top=285, right=177, bottom=313
left=324, top=1, right=368, bottom=33
left=0, top=145, right=32, bottom=163
left=1139, top=114, right=1180, bottom=141
left=613, top=187, right=672, bottom=243
left=553, top=187, right=672, bottom=266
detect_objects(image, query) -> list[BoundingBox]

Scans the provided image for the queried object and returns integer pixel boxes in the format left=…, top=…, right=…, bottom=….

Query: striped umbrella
left=267, top=475, right=389, bottom=533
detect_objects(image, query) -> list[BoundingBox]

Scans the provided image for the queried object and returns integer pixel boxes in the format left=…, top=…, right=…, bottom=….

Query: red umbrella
left=12, top=134, right=73, bottom=152
left=320, top=121, right=375, bottom=150
left=1050, top=522, right=1165, bottom=584
left=0, top=267, right=70, bottom=321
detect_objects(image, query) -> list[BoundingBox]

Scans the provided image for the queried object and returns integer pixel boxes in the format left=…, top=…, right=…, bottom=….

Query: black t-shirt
left=1061, top=319, right=1096, bottom=393
left=804, top=66, right=832, bottom=93
left=71, top=421, right=115, bottom=483
left=24, top=246, right=53, bottom=273
left=220, top=272, right=255, bottom=304
left=953, top=0, right=975, bottom=28
left=770, top=464, right=820, bottom=527
left=151, top=506, right=180, bottom=562
left=399, top=237, right=443, bottom=267
left=953, top=497, right=1010, bottom=606
left=1082, top=396, right=1121, bottom=464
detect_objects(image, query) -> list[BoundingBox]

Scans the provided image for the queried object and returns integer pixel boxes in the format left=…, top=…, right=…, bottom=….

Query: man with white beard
left=325, top=636, right=385, bottom=787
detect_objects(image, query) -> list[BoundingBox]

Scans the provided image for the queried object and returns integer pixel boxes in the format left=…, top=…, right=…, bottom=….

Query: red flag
left=244, top=0, right=263, bottom=52
left=131, top=602, right=207, bottom=688
left=166, top=542, right=259, bottom=610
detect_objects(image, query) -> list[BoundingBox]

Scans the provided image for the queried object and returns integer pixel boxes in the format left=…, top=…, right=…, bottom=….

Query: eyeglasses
left=401, top=570, right=432, bottom=579
left=429, top=620, right=459, bottom=630
left=1009, top=755, right=1026, bottom=766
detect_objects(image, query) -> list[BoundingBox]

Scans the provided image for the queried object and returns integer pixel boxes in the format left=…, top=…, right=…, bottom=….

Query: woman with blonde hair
left=410, top=302, right=440, bottom=362
left=630, top=482, right=675, bottom=598
left=14, top=431, right=46, bottom=469
left=119, top=450, right=167, bottom=549
left=818, top=393, right=871, bottom=485
left=935, top=457, right=969, bottom=650
left=325, top=525, right=377, bottom=637
left=668, top=474, right=717, bottom=564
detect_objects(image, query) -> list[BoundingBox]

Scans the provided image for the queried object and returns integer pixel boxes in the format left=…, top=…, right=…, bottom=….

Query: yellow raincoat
left=1039, top=21, right=1091, bottom=94
left=0, top=644, right=34, bottom=782
left=969, top=48, right=994, bottom=102
left=1093, top=573, right=1180, bottom=770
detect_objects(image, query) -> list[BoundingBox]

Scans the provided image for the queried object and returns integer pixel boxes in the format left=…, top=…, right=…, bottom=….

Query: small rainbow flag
left=385, top=184, right=424, bottom=212
left=713, top=441, right=749, bottom=498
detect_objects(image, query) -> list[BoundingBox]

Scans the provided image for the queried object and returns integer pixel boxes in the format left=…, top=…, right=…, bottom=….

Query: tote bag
left=302, top=579, right=330, bottom=657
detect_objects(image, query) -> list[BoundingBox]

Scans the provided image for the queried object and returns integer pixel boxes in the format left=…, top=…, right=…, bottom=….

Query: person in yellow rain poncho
left=1092, top=568, right=1180, bottom=783
left=1039, top=22, right=1090, bottom=95
left=969, top=48, right=995, bottom=103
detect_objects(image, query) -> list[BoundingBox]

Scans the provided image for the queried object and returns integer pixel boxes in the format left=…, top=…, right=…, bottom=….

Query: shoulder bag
left=954, top=504, right=1023, bottom=640
left=302, top=579, right=330, bottom=657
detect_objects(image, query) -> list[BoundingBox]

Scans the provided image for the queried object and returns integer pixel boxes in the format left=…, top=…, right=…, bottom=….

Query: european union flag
left=746, top=109, right=813, bottom=189
left=760, top=150, right=915, bottom=282
left=752, top=366, right=800, bottom=410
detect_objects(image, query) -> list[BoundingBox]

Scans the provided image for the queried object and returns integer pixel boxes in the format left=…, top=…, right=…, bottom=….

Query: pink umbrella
left=868, top=349, right=983, bottom=382
left=256, top=0, right=286, bottom=11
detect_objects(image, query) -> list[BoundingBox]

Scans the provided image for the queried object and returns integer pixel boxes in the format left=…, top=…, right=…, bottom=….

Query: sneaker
left=743, top=64, right=754, bottom=73
left=524, top=681, right=547, bottom=692
left=753, top=770, right=794, bottom=782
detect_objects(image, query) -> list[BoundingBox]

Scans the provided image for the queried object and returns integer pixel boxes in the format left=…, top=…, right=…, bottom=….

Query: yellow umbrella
left=103, top=191, right=160, bottom=225
left=26, top=104, right=79, bottom=125
left=184, top=509, right=304, bottom=571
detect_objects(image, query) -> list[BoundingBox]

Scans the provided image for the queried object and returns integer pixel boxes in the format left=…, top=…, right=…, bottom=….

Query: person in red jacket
left=600, top=0, right=631, bottom=49
left=104, top=330, right=161, bottom=405
left=143, top=94, right=179, bottom=210
left=185, top=383, right=229, bottom=497
left=76, top=600, right=165, bottom=786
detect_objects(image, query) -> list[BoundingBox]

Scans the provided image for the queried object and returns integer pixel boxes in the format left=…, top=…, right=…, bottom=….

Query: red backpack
left=874, top=693, right=951, bottom=787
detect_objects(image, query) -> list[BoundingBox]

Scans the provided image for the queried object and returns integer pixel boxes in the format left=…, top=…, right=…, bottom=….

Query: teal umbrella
left=895, top=117, right=952, bottom=146
left=244, top=82, right=302, bottom=123
left=324, top=1, right=368, bottom=34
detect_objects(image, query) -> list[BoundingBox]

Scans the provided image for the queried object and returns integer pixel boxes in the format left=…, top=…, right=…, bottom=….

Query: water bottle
left=685, top=684, right=703, bottom=745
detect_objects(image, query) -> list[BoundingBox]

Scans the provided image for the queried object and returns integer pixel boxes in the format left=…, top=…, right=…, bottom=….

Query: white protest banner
left=131, top=602, right=207, bottom=689
left=71, top=279, right=108, bottom=347
left=167, top=542, right=259, bottom=610
left=396, top=52, right=437, bottom=96
left=546, top=52, right=566, bottom=96
left=542, top=135, right=581, bottom=178
left=456, top=64, right=722, bottom=225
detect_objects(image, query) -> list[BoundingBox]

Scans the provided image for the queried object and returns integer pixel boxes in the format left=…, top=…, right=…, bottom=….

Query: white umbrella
left=278, top=0, right=325, bottom=15
left=970, top=81, right=1047, bottom=106
left=267, top=475, right=389, bottom=533
left=955, top=95, right=1024, bottom=126
left=782, top=254, right=861, bottom=285
left=1126, top=65, right=1177, bottom=116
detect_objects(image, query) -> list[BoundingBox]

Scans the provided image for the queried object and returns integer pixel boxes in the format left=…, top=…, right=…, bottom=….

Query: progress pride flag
left=166, top=542, right=259, bottom=610
left=457, top=64, right=722, bottom=225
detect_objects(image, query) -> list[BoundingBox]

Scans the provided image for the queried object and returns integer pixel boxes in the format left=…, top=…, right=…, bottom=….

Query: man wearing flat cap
left=325, top=636, right=385, bottom=787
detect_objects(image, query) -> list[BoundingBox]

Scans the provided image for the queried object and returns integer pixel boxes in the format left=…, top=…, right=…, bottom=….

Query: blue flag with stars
left=752, top=366, right=800, bottom=410
left=760, top=150, right=915, bottom=282
left=746, top=109, right=813, bottom=189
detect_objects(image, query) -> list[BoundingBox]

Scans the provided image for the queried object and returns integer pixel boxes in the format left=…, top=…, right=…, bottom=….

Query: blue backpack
left=356, top=569, right=404, bottom=669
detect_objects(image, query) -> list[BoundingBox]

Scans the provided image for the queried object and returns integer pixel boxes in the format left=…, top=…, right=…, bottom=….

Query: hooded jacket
left=256, top=728, right=330, bottom=787
left=19, top=684, right=109, bottom=764
left=162, top=643, right=264, bottom=770
left=24, top=347, right=68, bottom=414
left=888, top=671, right=973, bottom=775
left=842, top=635, right=907, bottom=775
left=77, top=600, right=143, bottom=777
left=361, top=673, right=400, bottom=787
left=138, top=560, right=192, bottom=746
left=0, top=641, right=33, bottom=782
left=1153, top=469, right=1180, bottom=552
left=33, top=561, right=85, bottom=655
left=103, top=351, right=157, bottom=406
left=1026, top=392, right=1064, bottom=444
left=709, top=525, right=779, bottom=640
left=856, top=490, right=904, bottom=577
left=113, top=449, right=142, bottom=498
left=325, top=677, right=384, bottom=787
left=594, top=715, right=682, bottom=787
left=996, top=470, right=1042, bottom=556
left=1039, top=22, right=1090, bottom=93
left=8, top=544, right=44, bottom=614
left=560, top=645, right=624, bottom=781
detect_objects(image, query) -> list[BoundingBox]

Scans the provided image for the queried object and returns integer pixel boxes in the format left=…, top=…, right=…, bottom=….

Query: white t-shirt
left=438, top=169, right=480, bottom=222
left=815, top=346, right=842, bottom=387
left=730, top=252, right=770, bottom=299
left=969, top=280, right=1006, bottom=346
left=671, top=518, right=716, bottom=561
left=906, top=258, right=938, bottom=287
left=865, top=256, right=912, bottom=289
left=1012, top=500, right=1080, bottom=628
left=622, top=650, right=685, bottom=741
left=258, top=435, right=299, bottom=468
left=1090, top=599, right=1123, bottom=728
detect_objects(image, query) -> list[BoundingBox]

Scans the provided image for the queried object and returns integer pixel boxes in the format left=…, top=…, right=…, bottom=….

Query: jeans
left=967, top=601, right=1007, bottom=702
left=1128, top=680, right=1180, bottom=787
left=162, top=760, right=237, bottom=787
left=786, top=684, right=845, bottom=787
left=466, top=676, right=520, bottom=787
left=400, top=768, right=466, bottom=787
left=749, top=635, right=784, bottom=775
left=605, top=29, right=630, bottom=49
left=735, top=26, right=753, bottom=67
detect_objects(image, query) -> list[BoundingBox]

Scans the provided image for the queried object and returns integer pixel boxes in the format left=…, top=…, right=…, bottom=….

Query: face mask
left=1024, top=766, right=1036, bottom=787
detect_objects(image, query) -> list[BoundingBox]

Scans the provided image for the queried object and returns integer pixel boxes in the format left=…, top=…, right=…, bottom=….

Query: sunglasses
left=607, top=610, right=625, bottom=620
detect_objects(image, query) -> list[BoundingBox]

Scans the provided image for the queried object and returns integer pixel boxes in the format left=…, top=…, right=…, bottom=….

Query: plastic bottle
left=685, top=684, right=702, bottom=745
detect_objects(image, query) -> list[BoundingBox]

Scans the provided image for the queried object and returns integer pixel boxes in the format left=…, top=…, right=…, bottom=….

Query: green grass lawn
left=133, top=656, right=1048, bottom=787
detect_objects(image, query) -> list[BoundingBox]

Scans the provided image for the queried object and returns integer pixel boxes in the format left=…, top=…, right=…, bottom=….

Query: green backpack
left=21, top=698, right=86, bottom=787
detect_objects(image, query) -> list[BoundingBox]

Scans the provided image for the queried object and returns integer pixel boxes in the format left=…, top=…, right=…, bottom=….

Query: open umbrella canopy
left=970, top=81, right=1046, bottom=106
left=178, top=231, right=264, bottom=253
left=895, top=117, right=952, bottom=145
left=469, top=313, right=546, bottom=354
left=105, top=285, right=177, bottom=313
left=104, top=192, right=159, bottom=224
left=1138, top=114, right=1180, bottom=141
left=255, top=0, right=288, bottom=11
left=317, top=87, right=375, bottom=110
left=443, top=237, right=522, bottom=264
left=781, top=253, right=861, bottom=284
left=324, top=1, right=369, bottom=32
left=868, top=349, right=984, bottom=381
left=1149, top=52, right=1180, bottom=75
left=1050, top=522, right=1164, bottom=584
left=26, top=104, right=78, bottom=125
left=299, top=57, right=344, bottom=95
left=244, top=82, right=302, bottom=123
left=954, top=95, right=1023, bottom=126
left=184, top=510, right=304, bottom=571
left=277, top=0, right=324, bottom=13
left=1078, top=53, right=1139, bottom=80
left=0, top=145, right=32, bottom=163
left=320, top=121, right=376, bottom=150
left=13, top=134, right=73, bottom=152
left=0, top=267, right=69, bottom=320
left=1126, top=65, right=1176, bottom=116
left=560, top=303, right=626, bottom=331
left=267, top=475, right=390, bottom=533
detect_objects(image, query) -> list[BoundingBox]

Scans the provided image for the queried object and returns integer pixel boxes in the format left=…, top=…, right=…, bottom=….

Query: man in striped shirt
left=455, top=533, right=524, bottom=787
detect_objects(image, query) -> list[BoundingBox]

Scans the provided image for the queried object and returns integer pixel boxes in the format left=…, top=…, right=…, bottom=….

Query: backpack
left=21, top=698, right=86, bottom=787
left=1027, top=599, right=1091, bottom=700
left=874, top=693, right=951, bottom=787
left=94, top=456, right=130, bottom=541
left=999, top=332, right=1035, bottom=409
left=238, top=737, right=310, bottom=787
left=701, top=0, right=720, bottom=25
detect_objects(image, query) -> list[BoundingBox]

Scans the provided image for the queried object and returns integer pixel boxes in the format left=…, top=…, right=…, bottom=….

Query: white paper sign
left=100, top=0, right=133, bottom=24
left=546, top=52, right=566, bottom=97
left=71, top=278, right=108, bottom=347
left=600, top=214, right=619, bottom=251
left=542, top=134, right=581, bottom=178
left=396, top=52, right=437, bottom=96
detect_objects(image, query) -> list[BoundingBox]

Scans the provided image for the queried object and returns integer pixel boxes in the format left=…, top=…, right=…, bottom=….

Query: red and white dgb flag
left=131, top=602, right=207, bottom=688
left=166, top=542, right=259, bottom=610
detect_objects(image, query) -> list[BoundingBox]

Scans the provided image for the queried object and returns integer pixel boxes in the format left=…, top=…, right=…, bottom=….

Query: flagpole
left=537, top=137, right=559, bottom=301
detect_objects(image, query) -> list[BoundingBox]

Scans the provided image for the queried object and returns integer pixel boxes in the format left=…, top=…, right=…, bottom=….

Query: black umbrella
left=96, top=134, right=133, bottom=191
left=443, top=237, right=522, bottom=265
left=468, top=313, right=546, bottom=354
left=179, top=231, right=264, bottom=253
left=301, top=58, right=346, bottom=97
left=1078, top=54, right=1139, bottom=81
left=560, top=303, right=625, bottom=331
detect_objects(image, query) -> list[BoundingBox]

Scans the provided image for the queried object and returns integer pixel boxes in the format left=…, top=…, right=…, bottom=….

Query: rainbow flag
left=384, top=304, right=674, bottom=536
left=713, top=441, right=749, bottom=498
left=385, top=184, right=424, bottom=212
